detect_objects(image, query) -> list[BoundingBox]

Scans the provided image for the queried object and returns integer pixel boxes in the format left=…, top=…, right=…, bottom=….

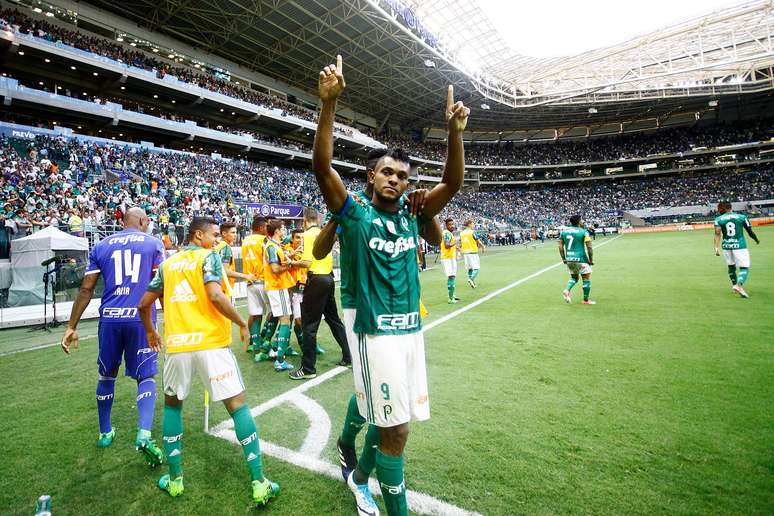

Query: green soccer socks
left=737, top=267, right=749, bottom=285
left=354, top=424, right=380, bottom=484
left=582, top=280, right=591, bottom=301
left=376, top=450, right=408, bottom=516
left=340, top=394, right=366, bottom=447
left=566, top=278, right=578, bottom=291
left=162, top=404, right=184, bottom=478
left=231, top=404, right=264, bottom=482
left=447, top=276, right=456, bottom=300
left=274, top=323, right=291, bottom=361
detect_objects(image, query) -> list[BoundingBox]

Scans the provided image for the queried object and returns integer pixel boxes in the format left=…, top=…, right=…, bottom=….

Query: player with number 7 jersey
left=61, top=208, right=166, bottom=465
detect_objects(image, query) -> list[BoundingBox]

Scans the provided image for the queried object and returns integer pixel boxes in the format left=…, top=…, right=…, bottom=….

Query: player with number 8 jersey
left=713, top=201, right=760, bottom=298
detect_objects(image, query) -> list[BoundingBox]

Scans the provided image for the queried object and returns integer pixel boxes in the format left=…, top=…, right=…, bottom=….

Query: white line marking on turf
left=211, top=235, right=623, bottom=515
left=211, top=428, right=479, bottom=516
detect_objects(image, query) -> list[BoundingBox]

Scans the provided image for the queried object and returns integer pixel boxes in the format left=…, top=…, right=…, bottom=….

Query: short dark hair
left=220, top=222, right=236, bottom=233
left=291, top=228, right=304, bottom=236
left=266, top=219, right=284, bottom=237
left=570, top=215, right=582, bottom=226
left=718, top=201, right=732, bottom=211
left=251, top=216, right=267, bottom=231
left=444, top=218, right=454, bottom=224
left=366, top=148, right=412, bottom=171
left=188, top=216, right=218, bottom=237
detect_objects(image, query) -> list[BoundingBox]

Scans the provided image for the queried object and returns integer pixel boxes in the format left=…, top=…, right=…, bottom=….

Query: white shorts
left=351, top=330, right=430, bottom=427
left=567, top=262, right=593, bottom=275
left=723, top=249, right=750, bottom=268
left=463, top=253, right=480, bottom=270
left=441, top=258, right=457, bottom=277
left=267, top=288, right=292, bottom=317
left=163, top=348, right=245, bottom=402
left=246, top=282, right=269, bottom=316
left=292, top=291, right=303, bottom=320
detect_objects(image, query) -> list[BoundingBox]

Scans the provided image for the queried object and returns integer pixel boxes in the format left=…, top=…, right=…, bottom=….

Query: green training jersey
left=338, top=190, right=371, bottom=309
left=335, top=194, right=421, bottom=335
left=714, top=212, right=751, bottom=250
left=560, top=226, right=591, bottom=263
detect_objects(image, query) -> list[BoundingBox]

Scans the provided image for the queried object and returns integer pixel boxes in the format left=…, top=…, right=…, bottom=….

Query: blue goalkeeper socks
left=96, top=376, right=116, bottom=434
left=136, top=378, right=156, bottom=432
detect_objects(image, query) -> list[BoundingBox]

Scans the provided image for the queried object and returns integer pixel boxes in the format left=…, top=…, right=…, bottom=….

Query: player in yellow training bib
left=459, top=219, right=485, bottom=288
left=138, top=217, right=279, bottom=506
left=440, top=218, right=460, bottom=303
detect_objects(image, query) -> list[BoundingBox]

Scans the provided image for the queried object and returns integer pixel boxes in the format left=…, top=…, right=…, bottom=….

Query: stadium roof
left=81, top=0, right=774, bottom=132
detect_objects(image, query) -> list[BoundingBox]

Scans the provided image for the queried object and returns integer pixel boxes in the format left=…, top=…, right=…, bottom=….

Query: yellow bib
left=441, top=231, right=457, bottom=260
left=460, top=229, right=479, bottom=254
left=162, top=248, right=231, bottom=353
left=263, top=240, right=296, bottom=291
left=241, top=234, right=265, bottom=278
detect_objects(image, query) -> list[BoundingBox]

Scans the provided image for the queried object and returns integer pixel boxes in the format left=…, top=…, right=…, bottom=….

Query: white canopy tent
left=7, top=226, right=89, bottom=307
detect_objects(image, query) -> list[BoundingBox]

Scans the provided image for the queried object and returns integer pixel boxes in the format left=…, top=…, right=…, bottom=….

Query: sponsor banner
left=238, top=202, right=303, bottom=219
left=621, top=217, right=773, bottom=234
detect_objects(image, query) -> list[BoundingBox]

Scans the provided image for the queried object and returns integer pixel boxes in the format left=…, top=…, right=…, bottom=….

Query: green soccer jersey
left=560, top=226, right=591, bottom=263
left=335, top=194, right=421, bottom=335
left=714, top=212, right=751, bottom=250
left=338, top=190, right=371, bottom=309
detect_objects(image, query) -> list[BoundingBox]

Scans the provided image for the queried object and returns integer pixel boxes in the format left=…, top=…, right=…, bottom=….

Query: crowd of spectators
left=0, top=8, right=365, bottom=138
left=2, top=135, right=772, bottom=257
left=387, top=118, right=773, bottom=166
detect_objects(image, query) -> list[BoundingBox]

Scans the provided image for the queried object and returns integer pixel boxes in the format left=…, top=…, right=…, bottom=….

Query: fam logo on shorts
left=170, top=279, right=197, bottom=303
left=102, top=307, right=138, bottom=319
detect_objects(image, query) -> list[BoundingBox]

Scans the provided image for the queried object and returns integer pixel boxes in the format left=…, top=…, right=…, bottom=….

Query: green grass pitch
left=0, top=228, right=772, bottom=515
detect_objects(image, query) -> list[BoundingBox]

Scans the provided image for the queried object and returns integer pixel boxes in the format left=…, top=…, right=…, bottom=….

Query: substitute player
left=559, top=215, right=595, bottom=305
left=286, top=228, right=309, bottom=355
left=263, top=219, right=303, bottom=371
left=138, top=217, right=279, bottom=505
left=61, top=207, right=164, bottom=465
left=313, top=54, right=468, bottom=516
left=714, top=201, right=760, bottom=298
left=441, top=218, right=460, bottom=303
left=215, top=221, right=255, bottom=299
left=241, top=216, right=275, bottom=359
left=459, top=219, right=485, bottom=288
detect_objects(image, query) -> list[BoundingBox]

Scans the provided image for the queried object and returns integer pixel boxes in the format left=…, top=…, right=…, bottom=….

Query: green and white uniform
left=335, top=194, right=429, bottom=427
left=714, top=212, right=752, bottom=267
left=560, top=226, right=592, bottom=275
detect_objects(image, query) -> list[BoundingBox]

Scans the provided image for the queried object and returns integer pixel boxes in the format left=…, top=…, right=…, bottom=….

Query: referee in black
left=290, top=208, right=350, bottom=380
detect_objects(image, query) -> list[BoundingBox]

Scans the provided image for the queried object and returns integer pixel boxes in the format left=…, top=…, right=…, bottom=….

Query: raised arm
left=422, top=85, right=470, bottom=217
left=312, top=54, right=349, bottom=213
left=313, top=218, right=339, bottom=260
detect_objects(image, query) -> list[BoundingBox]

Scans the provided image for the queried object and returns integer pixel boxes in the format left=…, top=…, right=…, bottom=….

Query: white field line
left=210, top=235, right=622, bottom=515
left=0, top=334, right=98, bottom=357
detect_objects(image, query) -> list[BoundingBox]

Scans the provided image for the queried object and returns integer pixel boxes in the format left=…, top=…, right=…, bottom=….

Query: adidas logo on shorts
left=170, top=279, right=197, bottom=303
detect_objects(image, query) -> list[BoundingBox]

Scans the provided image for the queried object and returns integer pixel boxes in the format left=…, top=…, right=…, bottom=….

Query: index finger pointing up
left=336, top=54, right=343, bottom=73
left=447, top=85, right=454, bottom=111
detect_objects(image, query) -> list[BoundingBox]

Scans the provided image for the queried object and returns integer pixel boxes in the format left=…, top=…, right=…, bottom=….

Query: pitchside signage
left=240, top=202, right=304, bottom=219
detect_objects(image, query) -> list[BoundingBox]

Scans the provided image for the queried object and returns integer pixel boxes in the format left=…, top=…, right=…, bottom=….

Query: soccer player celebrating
left=61, top=207, right=165, bottom=465
left=263, top=219, right=305, bottom=371
left=559, top=215, right=595, bottom=305
left=138, top=217, right=279, bottom=505
left=459, top=219, right=485, bottom=288
left=714, top=201, right=760, bottom=298
left=440, top=218, right=460, bottom=303
left=313, top=54, right=468, bottom=516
